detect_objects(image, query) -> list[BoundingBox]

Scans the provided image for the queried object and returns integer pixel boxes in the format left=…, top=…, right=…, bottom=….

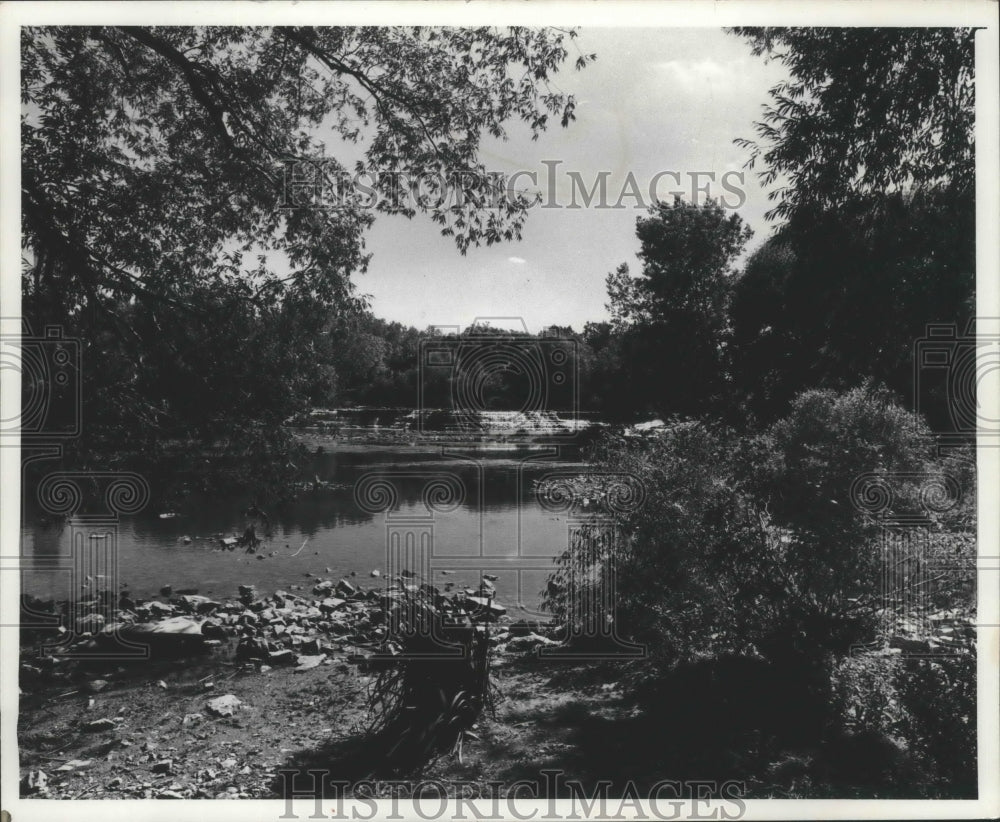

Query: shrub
left=895, top=652, right=977, bottom=796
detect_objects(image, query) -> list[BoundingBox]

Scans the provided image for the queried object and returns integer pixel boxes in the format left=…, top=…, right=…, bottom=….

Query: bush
left=542, top=386, right=977, bottom=794
left=895, top=652, right=977, bottom=796
left=548, top=387, right=952, bottom=665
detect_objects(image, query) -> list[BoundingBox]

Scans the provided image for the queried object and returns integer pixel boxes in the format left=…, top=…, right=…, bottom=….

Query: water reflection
left=21, top=446, right=585, bottom=612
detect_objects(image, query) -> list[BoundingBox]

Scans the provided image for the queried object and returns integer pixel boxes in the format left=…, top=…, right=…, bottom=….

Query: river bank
left=17, top=575, right=627, bottom=800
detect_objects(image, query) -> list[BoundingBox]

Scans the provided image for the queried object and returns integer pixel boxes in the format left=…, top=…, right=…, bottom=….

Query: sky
left=352, top=28, right=791, bottom=334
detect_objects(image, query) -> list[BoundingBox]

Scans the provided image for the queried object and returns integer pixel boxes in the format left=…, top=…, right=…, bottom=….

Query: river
left=20, top=443, right=587, bottom=617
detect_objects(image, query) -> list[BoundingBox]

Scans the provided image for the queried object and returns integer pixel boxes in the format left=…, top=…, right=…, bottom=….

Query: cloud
left=507, top=256, right=527, bottom=265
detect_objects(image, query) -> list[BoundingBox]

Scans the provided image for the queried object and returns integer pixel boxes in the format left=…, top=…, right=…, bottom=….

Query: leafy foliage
left=730, top=27, right=975, bottom=221
left=546, top=386, right=972, bottom=664
left=605, top=197, right=753, bottom=418
left=21, top=25, right=592, bottom=466
left=728, top=189, right=975, bottom=426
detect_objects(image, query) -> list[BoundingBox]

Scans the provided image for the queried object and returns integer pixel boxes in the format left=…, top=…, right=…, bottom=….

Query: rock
left=482, top=574, right=499, bottom=582
left=179, top=595, right=222, bottom=614
left=313, top=580, right=335, bottom=594
left=294, top=654, right=326, bottom=672
left=160, top=585, right=172, bottom=597
left=152, top=759, right=173, bottom=774
left=370, top=569, right=381, bottom=578
left=103, top=617, right=207, bottom=658
left=319, top=597, right=347, bottom=613
left=84, top=717, right=117, bottom=732
left=299, top=638, right=322, bottom=655
left=201, top=621, right=227, bottom=640
left=236, top=637, right=268, bottom=661
left=508, top=620, right=547, bottom=637
left=221, top=537, right=239, bottom=548
left=890, top=635, right=931, bottom=653
left=148, top=600, right=174, bottom=615
left=205, top=694, right=244, bottom=717
left=23, top=769, right=49, bottom=794
left=220, top=757, right=238, bottom=769
left=506, top=633, right=558, bottom=653
left=76, top=613, right=106, bottom=633
left=180, top=536, right=192, bottom=545
left=56, top=759, right=93, bottom=772
left=268, top=649, right=295, bottom=665
left=464, top=595, right=507, bottom=620
left=335, top=579, right=357, bottom=597
left=158, top=790, right=185, bottom=799
left=238, top=584, right=256, bottom=599
left=182, top=713, right=203, bottom=725
left=87, top=679, right=110, bottom=693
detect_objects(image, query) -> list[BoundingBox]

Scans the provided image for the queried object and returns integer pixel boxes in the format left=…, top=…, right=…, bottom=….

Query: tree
left=730, top=27, right=975, bottom=221
left=21, top=25, right=593, bottom=457
left=605, top=197, right=753, bottom=418
left=727, top=28, right=976, bottom=427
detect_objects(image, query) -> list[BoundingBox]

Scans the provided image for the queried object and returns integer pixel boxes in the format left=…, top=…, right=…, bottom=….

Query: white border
left=1, top=3, right=998, bottom=821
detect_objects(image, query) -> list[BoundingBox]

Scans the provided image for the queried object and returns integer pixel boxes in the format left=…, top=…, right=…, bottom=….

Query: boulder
left=76, top=613, right=106, bottom=633
left=464, top=596, right=507, bottom=620
left=206, top=694, right=244, bottom=717
left=294, top=654, right=326, bottom=672
left=98, top=616, right=208, bottom=659
left=201, top=621, right=227, bottom=640
left=23, top=769, right=49, bottom=795
left=56, top=759, right=92, bottom=772
left=889, top=635, right=931, bottom=654
left=319, top=597, right=347, bottom=613
left=268, top=649, right=295, bottom=665
left=179, top=595, right=221, bottom=614
left=148, top=600, right=174, bottom=615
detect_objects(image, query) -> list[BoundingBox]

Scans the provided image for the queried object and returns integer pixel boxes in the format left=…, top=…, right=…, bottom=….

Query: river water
left=20, top=444, right=587, bottom=617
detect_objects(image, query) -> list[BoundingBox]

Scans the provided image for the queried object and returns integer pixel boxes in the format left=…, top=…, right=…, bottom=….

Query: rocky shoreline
left=19, top=573, right=563, bottom=799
